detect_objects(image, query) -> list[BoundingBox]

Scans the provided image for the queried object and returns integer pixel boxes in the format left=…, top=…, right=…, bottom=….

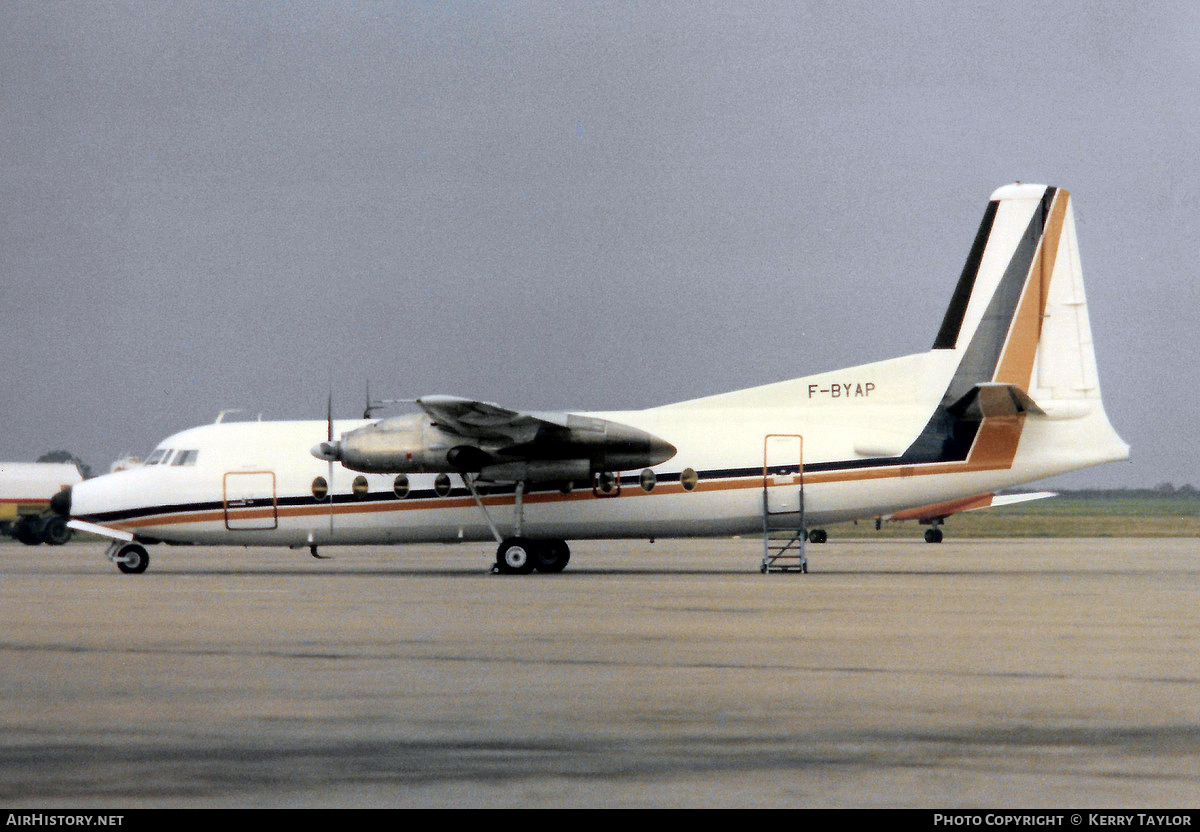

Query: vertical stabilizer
left=936, top=185, right=1104, bottom=410
left=925, top=183, right=1127, bottom=474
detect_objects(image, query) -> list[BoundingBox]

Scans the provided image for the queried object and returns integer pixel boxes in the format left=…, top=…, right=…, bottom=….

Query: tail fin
left=935, top=184, right=1107, bottom=418
left=918, top=183, right=1128, bottom=476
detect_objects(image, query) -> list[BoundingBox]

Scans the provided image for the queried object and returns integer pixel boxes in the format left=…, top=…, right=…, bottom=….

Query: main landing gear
left=460, top=473, right=572, bottom=576
left=494, top=537, right=571, bottom=575
left=922, top=517, right=945, bottom=543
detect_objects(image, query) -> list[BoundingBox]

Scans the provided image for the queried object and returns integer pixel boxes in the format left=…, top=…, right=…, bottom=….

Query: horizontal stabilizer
left=989, top=491, right=1057, bottom=508
left=947, top=383, right=1045, bottom=420
left=887, top=490, right=1056, bottom=522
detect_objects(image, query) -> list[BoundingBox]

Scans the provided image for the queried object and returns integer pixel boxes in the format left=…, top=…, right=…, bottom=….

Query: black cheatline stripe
left=933, top=200, right=999, bottom=350
left=75, top=450, right=966, bottom=528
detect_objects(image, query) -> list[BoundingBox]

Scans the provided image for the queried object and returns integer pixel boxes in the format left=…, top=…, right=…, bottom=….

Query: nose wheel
left=107, top=541, right=150, bottom=574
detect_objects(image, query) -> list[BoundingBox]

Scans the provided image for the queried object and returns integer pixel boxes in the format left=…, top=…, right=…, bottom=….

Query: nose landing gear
left=106, top=541, right=150, bottom=574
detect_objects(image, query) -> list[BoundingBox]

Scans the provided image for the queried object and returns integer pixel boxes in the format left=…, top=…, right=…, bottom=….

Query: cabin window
left=680, top=468, right=699, bottom=491
left=311, top=476, right=329, bottom=500
left=640, top=469, right=656, bottom=492
left=172, top=450, right=198, bottom=466
left=393, top=474, right=409, bottom=499
left=596, top=471, right=617, bottom=494
left=434, top=473, right=452, bottom=497
left=352, top=475, right=369, bottom=499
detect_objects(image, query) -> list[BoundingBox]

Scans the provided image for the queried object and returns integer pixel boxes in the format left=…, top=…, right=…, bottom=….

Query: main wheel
left=808, top=528, right=828, bottom=544
left=924, top=527, right=943, bottom=544
left=13, top=518, right=42, bottom=546
left=41, top=516, right=73, bottom=546
left=496, top=537, right=536, bottom=575
left=534, top=539, right=571, bottom=573
left=116, top=543, right=150, bottom=574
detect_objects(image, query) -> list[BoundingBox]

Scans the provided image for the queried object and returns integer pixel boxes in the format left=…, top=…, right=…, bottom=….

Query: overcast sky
left=2, top=2, right=1197, bottom=488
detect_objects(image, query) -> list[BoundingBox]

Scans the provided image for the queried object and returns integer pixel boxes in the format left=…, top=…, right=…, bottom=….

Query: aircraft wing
left=323, top=395, right=676, bottom=477
left=886, top=491, right=1056, bottom=523
left=413, top=395, right=587, bottom=444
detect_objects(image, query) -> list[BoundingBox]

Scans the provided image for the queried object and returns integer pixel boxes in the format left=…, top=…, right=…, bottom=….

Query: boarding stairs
left=760, top=434, right=807, bottom=573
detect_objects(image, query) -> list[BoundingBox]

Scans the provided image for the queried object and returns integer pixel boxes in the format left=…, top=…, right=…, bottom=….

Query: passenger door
left=223, top=471, right=278, bottom=530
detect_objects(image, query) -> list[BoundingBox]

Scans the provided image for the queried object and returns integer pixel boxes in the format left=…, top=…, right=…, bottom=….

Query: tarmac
left=1, top=536, right=1198, bottom=808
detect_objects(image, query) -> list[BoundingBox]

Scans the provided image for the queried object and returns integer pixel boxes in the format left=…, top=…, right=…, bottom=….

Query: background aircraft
left=0, top=462, right=82, bottom=545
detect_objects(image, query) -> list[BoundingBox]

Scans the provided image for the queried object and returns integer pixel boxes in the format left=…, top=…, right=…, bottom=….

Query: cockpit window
left=145, top=449, right=168, bottom=466
left=172, top=450, right=199, bottom=466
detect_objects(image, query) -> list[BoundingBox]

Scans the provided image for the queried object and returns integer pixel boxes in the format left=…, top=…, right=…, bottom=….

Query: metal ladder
left=760, top=434, right=807, bottom=573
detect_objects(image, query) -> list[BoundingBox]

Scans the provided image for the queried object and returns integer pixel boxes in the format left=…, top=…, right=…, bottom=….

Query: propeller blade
left=326, top=392, right=334, bottom=534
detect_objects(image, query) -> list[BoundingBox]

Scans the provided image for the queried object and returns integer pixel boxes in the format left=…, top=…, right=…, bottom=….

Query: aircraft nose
left=50, top=486, right=72, bottom=517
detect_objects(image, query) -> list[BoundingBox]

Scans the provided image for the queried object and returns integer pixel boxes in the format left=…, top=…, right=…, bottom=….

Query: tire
left=496, top=538, right=535, bottom=575
left=116, top=544, right=150, bottom=574
left=534, top=539, right=571, bottom=574
left=14, top=518, right=43, bottom=546
left=41, top=516, right=73, bottom=546
left=924, top=527, right=943, bottom=544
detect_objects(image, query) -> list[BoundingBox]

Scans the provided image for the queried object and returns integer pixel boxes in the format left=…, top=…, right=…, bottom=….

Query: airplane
left=52, top=183, right=1129, bottom=575
left=1, top=462, right=83, bottom=545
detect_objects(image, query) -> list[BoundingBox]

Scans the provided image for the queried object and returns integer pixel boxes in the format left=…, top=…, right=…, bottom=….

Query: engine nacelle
left=313, top=414, right=461, bottom=474
left=312, top=411, right=676, bottom=477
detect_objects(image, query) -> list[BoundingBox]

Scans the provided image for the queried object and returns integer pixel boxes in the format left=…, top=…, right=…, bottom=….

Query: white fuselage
left=66, top=347, right=1127, bottom=549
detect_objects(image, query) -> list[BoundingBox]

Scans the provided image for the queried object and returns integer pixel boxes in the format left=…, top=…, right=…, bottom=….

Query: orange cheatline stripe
left=994, top=190, right=1069, bottom=390
left=888, top=492, right=995, bottom=521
